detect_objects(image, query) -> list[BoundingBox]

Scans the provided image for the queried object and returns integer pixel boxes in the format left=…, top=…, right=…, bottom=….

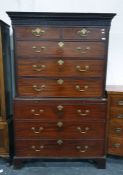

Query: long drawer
left=16, top=41, right=105, bottom=58
left=17, top=77, right=103, bottom=97
left=17, top=58, right=105, bottom=78
left=15, top=139, right=105, bottom=157
left=14, top=121, right=105, bottom=139
left=14, top=99, right=107, bottom=120
left=15, top=26, right=107, bottom=41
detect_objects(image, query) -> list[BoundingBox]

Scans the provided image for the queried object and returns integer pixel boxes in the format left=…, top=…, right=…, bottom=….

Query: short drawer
left=17, top=77, right=103, bottom=98
left=15, top=139, right=105, bottom=157
left=109, top=120, right=123, bottom=138
left=110, top=109, right=123, bottom=120
left=110, top=95, right=123, bottom=108
left=16, top=41, right=105, bottom=58
left=14, top=99, right=107, bottom=120
left=17, top=58, right=105, bottom=78
left=108, top=137, right=123, bottom=156
left=14, top=121, right=105, bottom=139
left=15, top=26, right=61, bottom=40
left=63, top=27, right=107, bottom=40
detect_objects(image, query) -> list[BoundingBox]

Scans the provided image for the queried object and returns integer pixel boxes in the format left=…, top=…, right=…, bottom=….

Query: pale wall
left=0, top=0, right=123, bottom=85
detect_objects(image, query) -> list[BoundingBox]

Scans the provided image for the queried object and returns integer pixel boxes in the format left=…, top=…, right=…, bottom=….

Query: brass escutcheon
left=77, top=28, right=90, bottom=37
left=32, top=28, right=45, bottom=37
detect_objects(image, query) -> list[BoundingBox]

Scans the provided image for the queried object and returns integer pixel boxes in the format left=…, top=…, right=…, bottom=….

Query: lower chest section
left=14, top=98, right=107, bottom=157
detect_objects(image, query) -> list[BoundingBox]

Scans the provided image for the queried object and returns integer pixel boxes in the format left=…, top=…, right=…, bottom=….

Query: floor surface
left=0, top=156, right=123, bottom=175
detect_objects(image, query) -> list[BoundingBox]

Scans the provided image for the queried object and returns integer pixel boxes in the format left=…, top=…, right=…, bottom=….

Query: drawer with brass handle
left=108, top=137, right=123, bottom=155
left=14, top=26, right=107, bottom=41
left=109, top=95, right=123, bottom=108
left=17, top=77, right=103, bottom=97
left=63, top=27, right=107, bottom=40
left=16, top=41, right=105, bottom=58
left=15, top=139, right=105, bottom=157
left=17, top=58, right=105, bottom=78
left=109, top=121, right=123, bottom=137
left=110, top=109, right=123, bottom=120
left=14, top=26, right=61, bottom=39
left=14, top=121, right=105, bottom=139
left=14, top=99, right=106, bottom=120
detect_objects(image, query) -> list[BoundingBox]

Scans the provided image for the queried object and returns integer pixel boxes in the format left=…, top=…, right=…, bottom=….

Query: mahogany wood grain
left=0, top=122, right=9, bottom=155
left=16, top=41, right=105, bottom=58
left=107, top=90, right=123, bottom=156
left=14, top=120, right=105, bottom=139
left=15, top=26, right=61, bottom=40
left=15, top=26, right=107, bottom=41
left=110, top=109, right=123, bottom=120
left=108, top=137, right=123, bottom=156
left=109, top=120, right=123, bottom=138
left=17, top=59, right=105, bottom=78
left=17, top=77, right=104, bottom=98
left=109, top=95, right=123, bottom=108
left=15, top=139, right=105, bottom=157
left=14, top=99, right=107, bottom=120
left=63, top=27, right=107, bottom=40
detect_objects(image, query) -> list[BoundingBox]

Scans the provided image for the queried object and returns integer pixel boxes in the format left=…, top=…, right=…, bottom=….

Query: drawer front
left=14, top=121, right=105, bottom=139
left=17, top=78, right=103, bottom=97
left=63, top=27, right=107, bottom=40
left=16, top=41, right=105, bottom=58
left=15, top=26, right=107, bottom=41
left=110, top=95, right=123, bottom=108
left=108, top=137, right=123, bottom=156
left=14, top=99, right=107, bottom=120
left=15, top=139, right=105, bottom=157
left=17, top=59, right=105, bottom=78
left=109, top=120, right=123, bottom=138
left=15, top=26, right=61, bottom=40
left=110, top=109, right=123, bottom=120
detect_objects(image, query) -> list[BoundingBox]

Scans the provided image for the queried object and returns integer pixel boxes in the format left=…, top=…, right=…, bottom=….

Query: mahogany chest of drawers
left=7, top=12, right=115, bottom=168
left=0, top=20, right=12, bottom=157
left=107, top=85, right=123, bottom=156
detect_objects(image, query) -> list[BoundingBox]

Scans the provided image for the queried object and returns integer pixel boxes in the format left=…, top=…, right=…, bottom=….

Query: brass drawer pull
left=58, top=42, right=64, bottom=48
left=76, top=65, right=89, bottom=72
left=57, top=105, right=64, bottom=111
left=116, top=114, right=123, bottom=119
left=57, top=139, right=63, bottom=145
left=57, top=121, right=63, bottom=128
left=32, top=64, right=46, bottom=72
left=57, top=79, right=64, bottom=85
left=112, top=143, right=121, bottom=148
left=118, top=100, right=123, bottom=106
left=75, top=85, right=88, bottom=92
left=115, top=128, right=122, bottom=133
left=77, top=28, right=90, bottom=37
left=57, top=59, right=64, bottom=66
left=33, top=84, right=46, bottom=92
left=77, top=109, right=90, bottom=116
left=31, top=109, right=44, bottom=116
left=31, top=145, right=44, bottom=151
left=77, top=126, right=89, bottom=133
left=76, top=46, right=90, bottom=54
left=32, top=46, right=46, bottom=53
left=32, top=28, right=45, bottom=37
left=31, top=126, right=44, bottom=134
left=76, top=145, right=88, bottom=152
